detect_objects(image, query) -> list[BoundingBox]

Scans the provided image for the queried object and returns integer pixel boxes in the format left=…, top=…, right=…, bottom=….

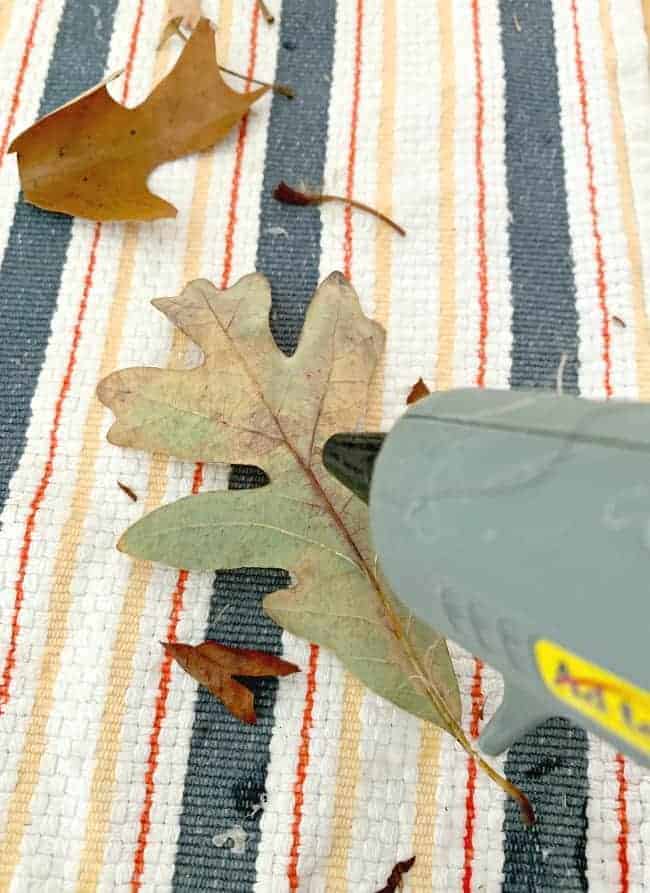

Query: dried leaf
left=168, top=0, right=202, bottom=29
left=98, top=273, right=461, bottom=733
left=9, top=19, right=267, bottom=221
left=406, top=377, right=430, bottom=405
left=375, top=856, right=416, bottom=893
left=164, top=640, right=299, bottom=724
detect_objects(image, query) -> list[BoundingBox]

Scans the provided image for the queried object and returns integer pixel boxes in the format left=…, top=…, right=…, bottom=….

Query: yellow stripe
left=76, top=6, right=236, bottom=888
left=409, top=725, right=443, bottom=889
left=323, top=677, right=365, bottom=891
left=600, top=0, right=650, bottom=400
left=434, top=0, right=456, bottom=391
left=325, top=2, right=396, bottom=888
left=365, top=0, right=397, bottom=431
left=0, top=0, right=15, bottom=47
left=643, top=0, right=650, bottom=44
left=408, top=0, right=455, bottom=883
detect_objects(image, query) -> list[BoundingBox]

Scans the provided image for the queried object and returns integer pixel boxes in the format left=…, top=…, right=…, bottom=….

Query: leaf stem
left=158, top=17, right=293, bottom=97
left=257, top=0, right=275, bottom=24
left=370, top=572, right=534, bottom=825
left=218, top=64, right=294, bottom=99
left=273, top=181, right=406, bottom=236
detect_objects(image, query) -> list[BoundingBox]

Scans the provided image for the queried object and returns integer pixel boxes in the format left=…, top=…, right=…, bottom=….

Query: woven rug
left=0, top=0, right=649, bottom=889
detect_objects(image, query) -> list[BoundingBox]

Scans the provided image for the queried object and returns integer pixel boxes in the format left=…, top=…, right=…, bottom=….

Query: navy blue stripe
left=172, top=3, right=337, bottom=890
left=499, top=2, right=588, bottom=890
left=0, top=0, right=120, bottom=515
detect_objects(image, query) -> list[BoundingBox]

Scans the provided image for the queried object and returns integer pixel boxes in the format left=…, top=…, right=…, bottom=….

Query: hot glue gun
left=323, top=388, right=650, bottom=767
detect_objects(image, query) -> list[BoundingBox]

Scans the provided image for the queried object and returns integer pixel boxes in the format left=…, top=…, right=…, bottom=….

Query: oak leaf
left=97, top=273, right=461, bottom=733
left=164, top=640, right=299, bottom=724
left=9, top=19, right=267, bottom=221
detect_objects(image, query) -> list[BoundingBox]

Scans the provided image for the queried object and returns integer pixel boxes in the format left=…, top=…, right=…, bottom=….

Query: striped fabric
left=0, top=0, right=649, bottom=890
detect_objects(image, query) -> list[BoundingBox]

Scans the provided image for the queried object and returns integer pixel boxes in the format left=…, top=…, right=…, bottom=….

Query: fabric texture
left=0, top=0, right=649, bottom=890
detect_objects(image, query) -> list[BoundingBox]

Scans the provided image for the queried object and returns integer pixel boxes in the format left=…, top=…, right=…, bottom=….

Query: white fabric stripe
left=0, top=0, right=161, bottom=845
left=553, top=0, right=621, bottom=400
left=431, top=646, right=473, bottom=892
left=451, top=0, right=480, bottom=390
left=554, top=4, right=645, bottom=890
left=576, top=0, right=636, bottom=399
left=623, top=754, right=649, bottom=891
left=0, top=0, right=66, bottom=266
left=480, top=0, right=512, bottom=392
left=344, top=693, right=421, bottom=892
left=576, top=8, right=650, bottom=891
left=254, top=639, right=334, bottom=893
left=610, top=74, right=650, bottom=892
left=255, top=0, right=366, bottom=888
left=96, top=6, right=278, bottom=888
left=585, top=740, right=626, bottom=892
left=434, top=1, right=510, bottom=888
left=610, top=1, right=650, bottom=321
left=462, top=2, right=509, bottom=888
left=379, top=0, right=440, bottom=427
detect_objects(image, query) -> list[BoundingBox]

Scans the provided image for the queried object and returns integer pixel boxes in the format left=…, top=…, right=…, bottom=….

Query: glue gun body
left=324, top=389, right=650, bottom=767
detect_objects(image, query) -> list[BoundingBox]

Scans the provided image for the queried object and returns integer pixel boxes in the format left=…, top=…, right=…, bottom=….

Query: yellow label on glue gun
left=536, top=640, right=650, bottom=756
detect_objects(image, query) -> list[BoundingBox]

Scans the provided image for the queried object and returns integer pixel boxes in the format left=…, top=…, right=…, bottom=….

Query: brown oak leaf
left=9, top=19, right=267, bottom=221
left=164, top=640, right=299, bottom=724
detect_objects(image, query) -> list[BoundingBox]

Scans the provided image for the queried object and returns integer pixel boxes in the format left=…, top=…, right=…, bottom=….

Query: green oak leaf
left=97, top=272, right=461, bottom=732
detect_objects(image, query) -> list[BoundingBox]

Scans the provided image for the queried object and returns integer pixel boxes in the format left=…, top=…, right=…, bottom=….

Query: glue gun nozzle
left=322, top=433, right=386, bottom=504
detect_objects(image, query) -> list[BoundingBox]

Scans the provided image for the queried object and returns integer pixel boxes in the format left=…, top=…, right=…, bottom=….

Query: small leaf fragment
left=117, top=480, right=137, bottom=502
left=9, top=19, right=268, bottom=221
left=406, top=377, right=430, bottom=405
left=164, top=640, right=299, bottom=724
left=375, top=856, right=416, bottom=893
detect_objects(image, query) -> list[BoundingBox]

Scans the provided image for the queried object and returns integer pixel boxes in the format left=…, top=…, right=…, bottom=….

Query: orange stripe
left=0, top=0, right=44, bottom=167
left=0, top=0, right=145, bottom=717
left=472, top=0, right=488, bottom=387
left=287, top=643, right=319, bottom=891
left=615, top=753, right=630, bottom=893
left=343, top=0, right=364, bottom=280
left=570, top=0, right=612, bottom=397
left=129, top=5, right=262, bottom=886
left=463, top=0, right=489, bottom=880
left=462, top=659, right=484, bottom=892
